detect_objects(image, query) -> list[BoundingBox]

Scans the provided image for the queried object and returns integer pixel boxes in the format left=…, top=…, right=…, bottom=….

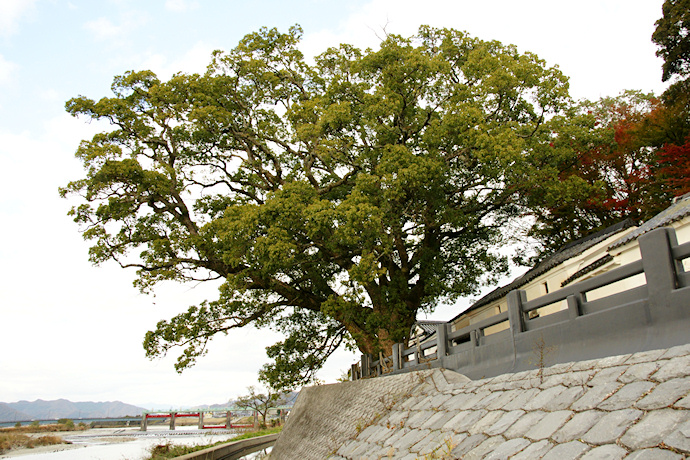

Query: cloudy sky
left=0, top=0, right=669, bottom=409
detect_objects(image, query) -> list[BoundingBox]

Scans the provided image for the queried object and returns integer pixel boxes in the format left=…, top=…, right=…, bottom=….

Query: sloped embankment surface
left=272, top=345, right=690, bottom=459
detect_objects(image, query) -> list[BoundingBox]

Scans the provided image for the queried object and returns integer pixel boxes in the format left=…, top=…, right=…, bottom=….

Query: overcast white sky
left=0, top=0, right=669, bottom=409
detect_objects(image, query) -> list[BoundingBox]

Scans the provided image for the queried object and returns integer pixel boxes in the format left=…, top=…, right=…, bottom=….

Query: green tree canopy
left=62, top=25, right=571, bottom=389
left=653, top=0, right=690, bottom=83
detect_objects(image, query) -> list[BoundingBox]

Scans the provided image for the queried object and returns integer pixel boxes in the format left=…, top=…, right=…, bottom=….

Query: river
left=0, top=426, right=271, bottom=460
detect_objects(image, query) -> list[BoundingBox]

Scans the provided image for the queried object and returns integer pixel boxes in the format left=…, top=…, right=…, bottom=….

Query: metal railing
left=352, top=226, right=690, bottom=381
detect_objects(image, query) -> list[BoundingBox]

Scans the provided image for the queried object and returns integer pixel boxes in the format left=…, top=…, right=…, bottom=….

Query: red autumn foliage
left=658, top=137, right=690, bottom=196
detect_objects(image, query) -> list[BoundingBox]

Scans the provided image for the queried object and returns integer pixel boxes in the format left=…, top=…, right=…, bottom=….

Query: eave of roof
left=608, top=192, right=690, bottom=250
left=449, top=218, right=636, bottom=324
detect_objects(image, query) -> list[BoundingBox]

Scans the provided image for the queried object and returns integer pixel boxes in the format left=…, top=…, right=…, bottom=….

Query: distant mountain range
left=0, top=392, right=301, bottom=423
left=0, top=399, right=146, bottom=422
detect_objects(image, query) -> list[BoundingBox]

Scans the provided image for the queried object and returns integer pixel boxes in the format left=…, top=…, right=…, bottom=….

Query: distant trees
left=235, top=386, right=290, bottom=428
left=520, top=0, right=690, bottom=259
left=653, top=0, right=690, bottom=83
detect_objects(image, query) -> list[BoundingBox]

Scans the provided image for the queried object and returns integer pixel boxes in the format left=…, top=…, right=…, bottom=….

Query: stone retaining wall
left=271, top=344, right=690, bottom=459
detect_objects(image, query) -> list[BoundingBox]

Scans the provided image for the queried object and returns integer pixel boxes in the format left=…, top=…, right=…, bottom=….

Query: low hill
left=0, top=403, right=31, bottom=423
left=0, top=399, right=146, bottom=422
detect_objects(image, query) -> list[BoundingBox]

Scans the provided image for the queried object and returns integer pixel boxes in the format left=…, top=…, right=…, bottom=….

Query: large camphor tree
left=61, top=26, right=570, bottom=389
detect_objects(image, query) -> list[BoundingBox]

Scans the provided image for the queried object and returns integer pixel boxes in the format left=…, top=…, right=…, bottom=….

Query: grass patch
left=0, top=433, right=69, bottom=454
left=1, top=422, right=88, bottom=434
left=145, top=426, right=282, bottom=460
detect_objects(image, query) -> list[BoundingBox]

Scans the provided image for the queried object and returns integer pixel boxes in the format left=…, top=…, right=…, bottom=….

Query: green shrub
left=57, top=419, right=75, bottom=429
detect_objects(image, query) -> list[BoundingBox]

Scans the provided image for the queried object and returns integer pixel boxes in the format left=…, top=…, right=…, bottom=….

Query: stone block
left=579, top=444, right=628, bottom=460
left=350, top=440, right=379, bottom=459
left=336, top=439, right=364, bottom=458
left=653, top=355, right=690, bottom=382
left=462, top=435, right=506, bottom=460
left=524, top=410, right=573, bottom=441
left=659, top=343, right=690, bottom=359
left=366, top=425, right=399, bottom=444
left=483, top=437, right=531, bottom=460
left=484, top=389, right=521, bottom=410
left=636, top=377, right=690, bottom=410
left=523, top=385, right=568, bottom=411
left=441, top=391, right=488, bottom=411
left=552, top=410, right=606, bottom=444
left=356, top=423, right=382, bottom=442
left=382, top=426, right=408, bottom=447
left=379, top=409, right=409, bottom=429
left=441, top=409, right=487, bottom=433
left=542, top=361, right=575, bottom=376
left=542, top=386, right=586, bottom=411
left=503, top=411, right=547, bottom=439
left=428, top=393, right=453, bottom=409
left=432, top=369, right=471, bottom=392
left=417, top=432, right=465, bottom=456
left=568, top=357, right=600, bottom=371
left=397, top=453, right=419, bottom=460
left=406, top=410, right=435, bottom=429
left=409, top=430, right=445, bottom=454
left=448, top=433, right=487, bottom=457
left=561, top=369, right=596, bottom=387
left=618, top=362, right=660, bottom=383
left=397, top=394, right=426, bottom=411
left=597, top=381, right=655, bottom=411
left=396, top=453, right=419, bottom=460
left=571, top=382, right=622, bottom=411
left=620, top=408, right=689, bottom=450
left=541, top=441, right=590, bottom=460
left=625, top=348, right=668, bottom=365
left=409, top=395, right=434, bottom=411
left=540, top=370, right=591, bottom=388
left=510, top=369, right=540, bottom=381
left=467, top=410, right=506, bottom=436
left=625, top=448, right=685, bottom=459
left=509, top=439, right=553, bottom=460
left=581, top=408, right=643, bottom=445
left=393, top=428, right=431, bottom=451
left=501, top=387, right=541, bottom=411
left=588, top=366, right=628, bottom=386
left=366, top=445, right=397, bottom=459
left=675, top=394, right=690, bottom=409
left=419, top=410, right=458, bottom=431
left=663, top=419, right=690, bottom=454
left=596, top=353, right=632, bottom=368
left=472, top=391, right=507, bottom=409
left=484, top=410, right=525, bottom=436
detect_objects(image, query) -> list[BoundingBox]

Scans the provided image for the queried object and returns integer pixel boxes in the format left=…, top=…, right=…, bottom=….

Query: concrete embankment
left=271, top=344, right=690, bottom=459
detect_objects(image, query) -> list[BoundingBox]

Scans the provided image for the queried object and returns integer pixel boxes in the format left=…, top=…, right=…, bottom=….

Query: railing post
left=567, top=294, right=581, bottom=319
left=436, top=323, right=448, bottom=359
left=351, top=363, right=359, bottom=380
left=198, top=411, right=204, bottom=430
left=507, top=289, right=527, bottom=335
left=392, top=343, right=401, bottom=370
left=639, top=227, right=679, bottom=306
left=169, top=412, right=176, bottom=430
left=361, top=354, right=372, bottom=378
left=140, top=414, right=148, bottom=432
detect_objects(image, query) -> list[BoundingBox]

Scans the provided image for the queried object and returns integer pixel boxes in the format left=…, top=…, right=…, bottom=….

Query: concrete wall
left=273, top=345, right=690, bottom=459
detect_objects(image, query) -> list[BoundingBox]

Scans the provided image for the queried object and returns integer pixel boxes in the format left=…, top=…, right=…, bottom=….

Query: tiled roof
left=609, top=192, right=690, bottom=250
left=411, top=320, right=446, bottom=339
